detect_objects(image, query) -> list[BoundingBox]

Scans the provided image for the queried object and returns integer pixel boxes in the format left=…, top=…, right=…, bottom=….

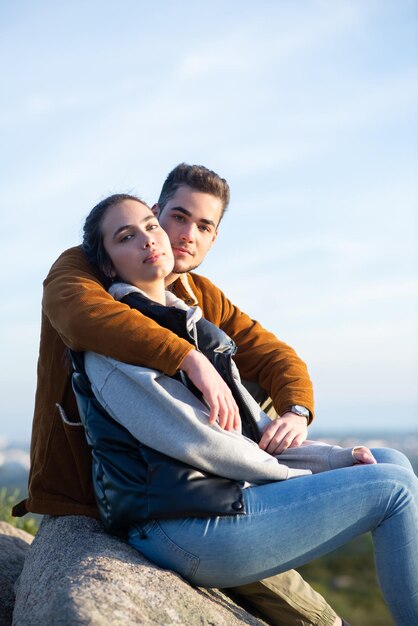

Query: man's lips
left=172, top=246, right=194, bottom=257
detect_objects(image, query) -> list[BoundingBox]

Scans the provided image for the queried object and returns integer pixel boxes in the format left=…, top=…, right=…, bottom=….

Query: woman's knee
left=371, top=463, right=418, bottom=505
left=371, top=447, right=414, bottom=471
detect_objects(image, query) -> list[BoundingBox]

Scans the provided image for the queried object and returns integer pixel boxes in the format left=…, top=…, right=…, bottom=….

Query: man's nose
left=179, top=223, right=196, bottom=242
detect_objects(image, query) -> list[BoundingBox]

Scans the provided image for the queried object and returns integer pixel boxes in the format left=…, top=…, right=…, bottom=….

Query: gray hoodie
left=84, top=283, right=357, bottom=485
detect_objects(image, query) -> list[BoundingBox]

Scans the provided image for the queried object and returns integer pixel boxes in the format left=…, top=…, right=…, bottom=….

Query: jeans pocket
left=129, top=521, right=200, bottom=580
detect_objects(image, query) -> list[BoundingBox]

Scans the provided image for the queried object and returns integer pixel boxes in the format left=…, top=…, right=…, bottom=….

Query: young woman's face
left=101, top=199, right=174, bottom=288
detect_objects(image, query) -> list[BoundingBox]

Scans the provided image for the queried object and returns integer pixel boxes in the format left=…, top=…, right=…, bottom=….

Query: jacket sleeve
left=42, top=247, right=193, bottom=376
left=189, top=274, right=314, bottom=419
left=84, top=353, right=312, bottom=483
left=276, top=440, right=358, bottom=472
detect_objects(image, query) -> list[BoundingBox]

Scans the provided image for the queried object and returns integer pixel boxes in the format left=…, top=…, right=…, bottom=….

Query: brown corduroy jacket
left=13, top=246, right=314, bottom=518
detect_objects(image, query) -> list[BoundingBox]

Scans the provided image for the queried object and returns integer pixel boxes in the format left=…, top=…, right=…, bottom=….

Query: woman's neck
left=137, top=282, right=167, bottom=305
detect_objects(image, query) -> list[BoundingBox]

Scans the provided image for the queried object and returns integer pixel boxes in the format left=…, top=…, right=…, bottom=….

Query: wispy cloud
left=178, top=0, right=364, bottom=79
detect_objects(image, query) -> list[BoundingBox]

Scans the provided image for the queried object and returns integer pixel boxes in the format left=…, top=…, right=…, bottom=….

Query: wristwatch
left=287, top=405, right=310, bottom=422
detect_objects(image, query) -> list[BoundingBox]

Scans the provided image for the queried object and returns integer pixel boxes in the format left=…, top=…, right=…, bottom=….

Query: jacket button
left=232, top=500, right=243, bottom=511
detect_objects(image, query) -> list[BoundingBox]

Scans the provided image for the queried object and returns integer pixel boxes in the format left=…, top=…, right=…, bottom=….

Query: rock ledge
left=11, top=515, right=266, bottom=625
left=0, top=521, right=33, bottom=626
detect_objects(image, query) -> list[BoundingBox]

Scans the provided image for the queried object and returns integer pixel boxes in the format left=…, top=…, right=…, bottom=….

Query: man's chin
left=173, top=262, right=200, bottom=274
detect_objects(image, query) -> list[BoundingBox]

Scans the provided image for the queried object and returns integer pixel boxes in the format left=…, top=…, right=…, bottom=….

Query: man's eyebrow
left=200, top=218, right=217, bottom=228
left=112, top=215, right=155, bottom=238
left=169, top=206, right=192, bottom=217
left=169, top=206, right=216, bottom=228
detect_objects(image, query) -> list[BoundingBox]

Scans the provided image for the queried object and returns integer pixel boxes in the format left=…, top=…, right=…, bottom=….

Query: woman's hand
left=352, top=446, right=377, bottom=464
left=180, top=350, right=241, bottom=432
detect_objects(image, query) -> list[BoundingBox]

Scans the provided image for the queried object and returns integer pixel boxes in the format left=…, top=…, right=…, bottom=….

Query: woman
left=78, top=193, right=418, bottom=625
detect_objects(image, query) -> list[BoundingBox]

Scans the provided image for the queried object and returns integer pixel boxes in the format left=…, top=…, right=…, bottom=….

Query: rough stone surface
left=13, top=515, right=266, bottom=626
left=0, top=522, right=34, bottom=626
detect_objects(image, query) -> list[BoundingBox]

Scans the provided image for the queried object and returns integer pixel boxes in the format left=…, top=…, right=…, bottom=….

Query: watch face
left=292, top=405, right=310, bottom=418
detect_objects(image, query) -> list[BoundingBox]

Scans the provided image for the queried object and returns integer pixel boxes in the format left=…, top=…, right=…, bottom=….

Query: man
left=14, top=164, right=344, bottom=626
left=156, top=167, right=312, bottom=455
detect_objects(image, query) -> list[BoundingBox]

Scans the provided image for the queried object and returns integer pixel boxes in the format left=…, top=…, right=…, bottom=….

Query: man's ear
left=151, top=203, right=160, bottom=218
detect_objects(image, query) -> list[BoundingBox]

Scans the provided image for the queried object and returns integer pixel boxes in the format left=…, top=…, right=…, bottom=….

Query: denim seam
left=130, top=520, right=156, bottom=539
left=153, top=522, right=200, bottom=578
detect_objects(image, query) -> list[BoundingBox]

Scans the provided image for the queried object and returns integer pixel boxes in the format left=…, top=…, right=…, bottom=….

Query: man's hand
left=259, top=412, right=308, bottom=455
left=180, top=350, right=241, bottom=432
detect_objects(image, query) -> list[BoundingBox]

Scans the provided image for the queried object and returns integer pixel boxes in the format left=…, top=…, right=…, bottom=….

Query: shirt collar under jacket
left=109, top=282, right=203, bottom=338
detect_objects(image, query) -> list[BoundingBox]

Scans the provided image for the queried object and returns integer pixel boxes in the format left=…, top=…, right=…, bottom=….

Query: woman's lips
left=144, top=253, right=163, bottom=264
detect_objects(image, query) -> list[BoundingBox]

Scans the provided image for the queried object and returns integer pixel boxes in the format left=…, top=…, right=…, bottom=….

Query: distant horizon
left=2, top=424, right=418, bottom=450
left=3, top=399, right=417, bottom=444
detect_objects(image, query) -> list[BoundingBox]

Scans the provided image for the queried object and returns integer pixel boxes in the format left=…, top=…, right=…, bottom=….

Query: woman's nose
left=143, top=235, right=155, bottom=248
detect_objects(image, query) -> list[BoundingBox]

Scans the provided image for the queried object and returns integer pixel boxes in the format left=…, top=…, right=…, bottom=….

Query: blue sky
left=1, top=0, right=417, bottom=441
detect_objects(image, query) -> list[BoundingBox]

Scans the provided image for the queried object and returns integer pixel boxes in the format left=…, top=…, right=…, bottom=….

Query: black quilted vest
left=71, top=291, right=259, bottom=531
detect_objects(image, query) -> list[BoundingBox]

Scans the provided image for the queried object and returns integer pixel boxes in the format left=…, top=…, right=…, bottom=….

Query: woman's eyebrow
left=112, top=216, right=155, bottom=239
left=112, top=224, right=133, bottom=239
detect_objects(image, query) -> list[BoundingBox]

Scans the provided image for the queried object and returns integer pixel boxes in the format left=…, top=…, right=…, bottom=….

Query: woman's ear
left=151, top=203, right=160, bottom=218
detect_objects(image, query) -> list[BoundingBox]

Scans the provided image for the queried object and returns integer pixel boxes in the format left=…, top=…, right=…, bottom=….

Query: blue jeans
left=129, top=448, right=418, bottom=625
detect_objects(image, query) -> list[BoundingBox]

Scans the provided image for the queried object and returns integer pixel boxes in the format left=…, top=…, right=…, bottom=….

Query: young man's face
left=157, top=185, right=223, bottom=275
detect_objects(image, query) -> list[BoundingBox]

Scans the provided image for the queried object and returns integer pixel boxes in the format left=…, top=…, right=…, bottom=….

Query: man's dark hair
left=158, top=163, right=230, bottom=221
left=82, top=193, right=146, bottom=283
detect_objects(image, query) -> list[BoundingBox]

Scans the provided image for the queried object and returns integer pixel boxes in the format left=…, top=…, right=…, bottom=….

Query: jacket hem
left=12, top=497, right=100, bottom=519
